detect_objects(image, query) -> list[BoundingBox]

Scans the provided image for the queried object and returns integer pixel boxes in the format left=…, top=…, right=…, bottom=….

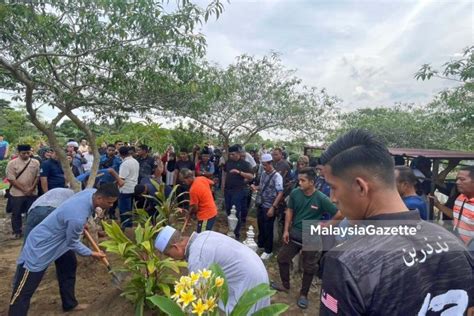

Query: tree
left=163, top=54, right=339, bottom=151
left=415, top=45, right=473, bottom=150
left=0, top=0, right=224, bottom=189
left=0, top=107, right=41, bottom=146
left=329, top=103, right=450, bottom=149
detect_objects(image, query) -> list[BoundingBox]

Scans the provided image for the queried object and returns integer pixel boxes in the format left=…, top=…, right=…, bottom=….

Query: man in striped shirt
left=432, top=166, right=474, bottom=250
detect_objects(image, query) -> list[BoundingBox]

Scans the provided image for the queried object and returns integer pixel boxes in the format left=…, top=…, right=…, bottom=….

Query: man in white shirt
left=109, top=146, right=139, bottom=229
left=155, top=226, right=270, bottom=314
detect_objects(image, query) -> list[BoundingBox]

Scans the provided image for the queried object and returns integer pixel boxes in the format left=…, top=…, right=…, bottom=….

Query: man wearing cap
left=222, top=144, right=254, bottom=240
left=251, top=154, right=283, bottom=260
left=66, top=140, right=86, bottom=176
left=6, top=145, right=40, bottom=239
left=155, top=226, right=270, bottom=314
left=180, top=168, right=218, bottom=232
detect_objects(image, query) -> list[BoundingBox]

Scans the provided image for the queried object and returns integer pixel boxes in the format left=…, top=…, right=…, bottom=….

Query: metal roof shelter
left=305, top=145, right=474, bottom=220
left=388, top=148, right=474, bottom=160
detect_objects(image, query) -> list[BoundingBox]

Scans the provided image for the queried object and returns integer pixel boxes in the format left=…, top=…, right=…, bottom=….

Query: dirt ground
left=0, top=199, right=319, bottom=316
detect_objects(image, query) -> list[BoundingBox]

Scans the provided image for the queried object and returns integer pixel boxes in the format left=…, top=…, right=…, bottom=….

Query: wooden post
left=430, top=159, right=440, bottom=220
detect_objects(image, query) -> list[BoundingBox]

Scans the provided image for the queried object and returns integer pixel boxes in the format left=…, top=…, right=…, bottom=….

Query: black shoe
left=270, top=281, right=289, bottom=293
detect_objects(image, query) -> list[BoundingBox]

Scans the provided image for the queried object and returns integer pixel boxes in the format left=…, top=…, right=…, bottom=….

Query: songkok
left=228, top=145, right=241, bottom=153
left=154, top=226, right=177, bottom=252
left=17, top=144, right=31, bottom=152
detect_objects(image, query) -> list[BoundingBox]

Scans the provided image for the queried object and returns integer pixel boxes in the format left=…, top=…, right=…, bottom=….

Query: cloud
left=201, top=0, right=472, bottom=110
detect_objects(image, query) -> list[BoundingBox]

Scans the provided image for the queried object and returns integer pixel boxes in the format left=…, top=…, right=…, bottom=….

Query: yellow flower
left=205, top=296, right=217, bottom=311
left=174, top=282, right=186, bottom=294
left=171, top=288, right=182, bottom=301
left=200, top=269, right=212, bottom=279
left=177, top=289, right=196, bottom=307
left=192, top=299, right=208, bottom=316
left=215, top=277, right=224, bottom=288
left=179, top=276, right=192, bottom=287
left=190, top=271, right=200, bottom=284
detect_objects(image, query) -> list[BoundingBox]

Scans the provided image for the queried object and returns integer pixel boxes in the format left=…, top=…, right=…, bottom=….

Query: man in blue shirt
left=9, top=183, right=119, bottom=316
left=0, top=132, right=9, bottom=160
left=40, top=149, right=66, bottom=193
left=395, top=166, right=428, bottom=220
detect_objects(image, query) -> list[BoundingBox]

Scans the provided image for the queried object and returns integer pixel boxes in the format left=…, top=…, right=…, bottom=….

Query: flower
left=179, top=276, right=192, bottom=287
left=192, top=299, right=208, bottom=316
left=215, top=277, right=224, bottom=288
left=171, top=288, right=182, bottom=300
left=177, top=289, right=196, bottom=307
left=174, top=282, right=185, bottom=294
left=200, top=269, right=212, bottom=279
left=205, top=296, right=217, bottom=311
left=190, top=271, right=200, bottom=284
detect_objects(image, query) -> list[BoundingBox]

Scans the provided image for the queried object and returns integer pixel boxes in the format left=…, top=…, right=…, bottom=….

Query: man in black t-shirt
left=318, top=129, right=473, bottom=315
left=222, top=144, right=254, bottom=240
left=136, top=144, right=155, bottom=183
left=173, top=149, right=195, bottom=209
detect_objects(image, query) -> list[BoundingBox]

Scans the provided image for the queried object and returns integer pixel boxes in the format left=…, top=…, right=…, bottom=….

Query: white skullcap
left=67, top=141, right=79, bottom=147
left=261, top=153, right=273, bottom=163
left=154, top=226, right=177, bottom=252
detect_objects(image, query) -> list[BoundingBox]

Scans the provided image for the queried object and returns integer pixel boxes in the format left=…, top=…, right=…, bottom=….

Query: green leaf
left=118, top=242, right=128, bottom=256
left=209, top=263, right=229, bottom=307
left=251, top=303, right=289, bottom=316
left=158, top=283, right=171, bottom=297
left=230, top=283, right=275, bottom=316
left=147, top=260, right=156, bottom=274
left=134, top=298, right=144, bottom=316
left=134, top=224, right=144, bottom=244
left=147, top=295, right=185, bottom=316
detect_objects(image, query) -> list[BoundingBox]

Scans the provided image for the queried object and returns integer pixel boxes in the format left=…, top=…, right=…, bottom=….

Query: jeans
left=9, top=196, right=36, bottom=235
left=277, top=240, right=320, bottom=296
left=24, top=206, right=56, bottom=240
left=224, top=188, right=249, bottom=239
left=118, top=193, right=134, bottom=228
left=9, top=250, right=78, bottom=316
left=257, top=206, right=275, bottom=253
left=197, top=216, right=216, bottom=233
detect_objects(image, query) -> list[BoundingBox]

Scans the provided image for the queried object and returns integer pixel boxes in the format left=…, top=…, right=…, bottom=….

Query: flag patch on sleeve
left=321, top=290, right=338, bottom=313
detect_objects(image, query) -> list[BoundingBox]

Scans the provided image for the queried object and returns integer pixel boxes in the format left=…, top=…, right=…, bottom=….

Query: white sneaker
left=260, top=252, right=273, bottom=260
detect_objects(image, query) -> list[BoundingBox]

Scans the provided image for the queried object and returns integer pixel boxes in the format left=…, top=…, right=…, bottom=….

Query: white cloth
left=28, top=188, right=75, bottom=214
left=83, top=152, right=94, bottom=172
left=166, top=170, right=174, bottom=186
left=244, top=152, right=257, bottom=169
left=118, top=156, right=139, bottom=194
left=186, top=231, right=270, bottom=314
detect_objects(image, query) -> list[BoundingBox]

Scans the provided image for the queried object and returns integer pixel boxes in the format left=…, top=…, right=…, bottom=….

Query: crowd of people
left=2, top=130, right=473, bottom=315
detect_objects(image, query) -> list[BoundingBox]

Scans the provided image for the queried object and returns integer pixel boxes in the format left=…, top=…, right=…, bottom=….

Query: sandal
left=270, top=281, right=289, bottom=293
left=297, top=296, right=308, bottom=309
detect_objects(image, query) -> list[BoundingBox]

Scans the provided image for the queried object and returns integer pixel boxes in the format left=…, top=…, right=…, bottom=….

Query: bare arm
left=40, top=177, right=49, bottom=193
left=107, top=168, right=125, bottom=187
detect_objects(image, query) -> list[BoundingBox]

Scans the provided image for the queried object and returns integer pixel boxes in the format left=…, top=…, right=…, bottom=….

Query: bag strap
left=8, top=159, right=32, bottom=190
left=261, top=171, right=277, bottom=194
left=453, top=199, right=467, bottom=231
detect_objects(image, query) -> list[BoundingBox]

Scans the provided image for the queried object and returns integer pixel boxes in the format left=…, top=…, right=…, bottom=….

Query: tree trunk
left=63, top=110, right=100, bottom=188
left=24, top=86, right=81, bottom=191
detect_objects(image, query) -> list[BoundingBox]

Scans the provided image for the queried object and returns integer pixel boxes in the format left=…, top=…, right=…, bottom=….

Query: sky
left=1, top=0, right=472, bottom=120
left=199, top=0, right=473, bottom=110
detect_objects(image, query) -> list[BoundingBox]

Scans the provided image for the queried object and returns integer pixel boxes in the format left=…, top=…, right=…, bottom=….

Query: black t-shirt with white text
left=320, top=211, right=473, bottom=315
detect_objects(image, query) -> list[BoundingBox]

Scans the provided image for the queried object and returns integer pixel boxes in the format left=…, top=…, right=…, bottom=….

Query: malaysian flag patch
left=321, top=290, right=338, bottom=313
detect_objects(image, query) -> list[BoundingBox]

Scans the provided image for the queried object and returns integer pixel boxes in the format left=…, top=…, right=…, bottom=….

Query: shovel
left=83, top=229, right=127, bottom=289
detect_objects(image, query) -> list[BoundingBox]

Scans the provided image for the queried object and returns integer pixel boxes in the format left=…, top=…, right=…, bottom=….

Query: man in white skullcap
left=155, top=226, right=270, bottom=314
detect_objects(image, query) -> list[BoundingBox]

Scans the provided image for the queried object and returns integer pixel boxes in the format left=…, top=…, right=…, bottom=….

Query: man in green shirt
left=272, top=167, right=340, bottom=309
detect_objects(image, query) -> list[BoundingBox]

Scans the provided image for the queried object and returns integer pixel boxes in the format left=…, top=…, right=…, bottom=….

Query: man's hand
left=91, top=251, right=106, bottom=260
left=250, top=184, right=258, bottom=192
left=283, top=231, right=289, bottom=244
left=229, top=169, right=241, bottom=175
left=267, top=207, right=275, bottom=218
left=428, top=194, right=440, bottom=206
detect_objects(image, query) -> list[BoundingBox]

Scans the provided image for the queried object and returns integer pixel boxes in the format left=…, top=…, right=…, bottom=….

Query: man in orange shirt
left=180, top=168, right=218, bottom=232
left=432, top=166, right=474, bottom=251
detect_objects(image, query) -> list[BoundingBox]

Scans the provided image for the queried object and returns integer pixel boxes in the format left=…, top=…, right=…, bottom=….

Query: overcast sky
left=200, top=0, right=473, bottom=110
